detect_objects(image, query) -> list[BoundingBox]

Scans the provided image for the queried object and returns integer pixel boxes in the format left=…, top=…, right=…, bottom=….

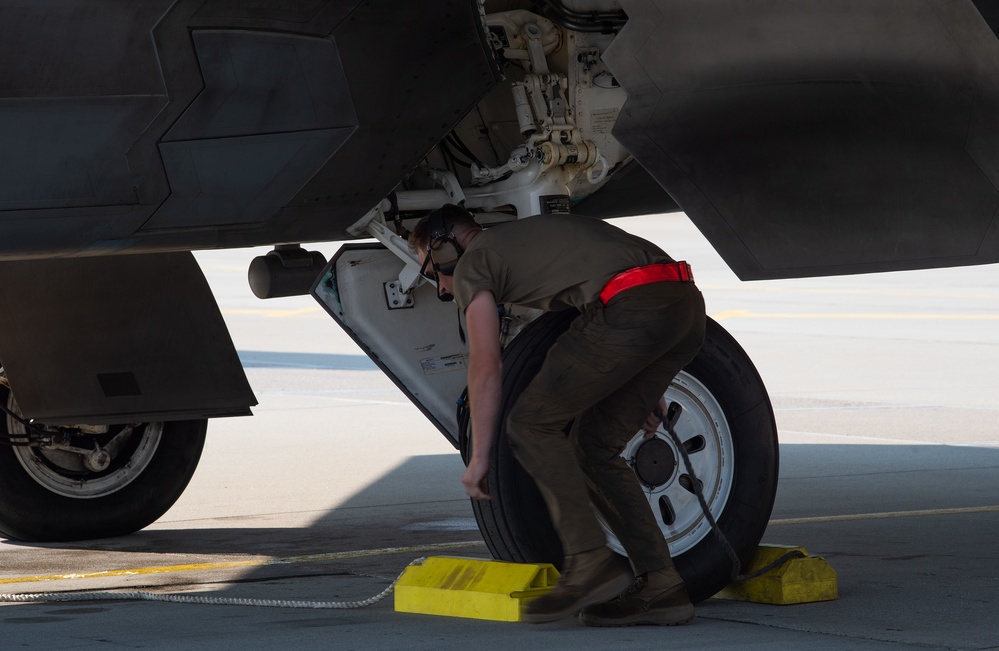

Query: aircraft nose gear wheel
left=460, top=311, right=779, bottom=603
left=0, top=385, right=207, bottom=542
left=616, top=371, right=734, bottom=558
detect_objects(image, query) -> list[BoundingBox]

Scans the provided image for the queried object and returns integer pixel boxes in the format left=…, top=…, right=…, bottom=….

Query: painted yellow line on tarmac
left=0, top=560, right=262, bottom=585
left=770, top=504, right=999, bottom=526
left=711, top=309, right=753, bottom=321
left=221, top=307, right=323, bottom=318
left=711, top=309, right=999, bottom=322
left=4, top=506, right=997, bottom=586
left=0, top=540, right=485, bottom=587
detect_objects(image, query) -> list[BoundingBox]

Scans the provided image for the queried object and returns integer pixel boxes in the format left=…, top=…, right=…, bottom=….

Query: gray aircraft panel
left=0, top=0, right=501, bottom=259
left=605, top=0, right=999, bottom=279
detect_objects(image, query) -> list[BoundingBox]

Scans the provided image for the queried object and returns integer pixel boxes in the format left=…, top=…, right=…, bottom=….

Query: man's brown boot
left=522, top=547, right=633, bottom=624
left=578, top=566, right=695, bottom=627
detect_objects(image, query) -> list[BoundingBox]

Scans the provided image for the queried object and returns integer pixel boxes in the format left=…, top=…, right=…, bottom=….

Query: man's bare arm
left=462, top=289, right=502, bottom=500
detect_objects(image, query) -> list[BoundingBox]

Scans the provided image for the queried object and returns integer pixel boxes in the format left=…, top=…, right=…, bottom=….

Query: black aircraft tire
left=462, top=310, right=779, bottom=603
left=0, top=385, right=207, bottom=542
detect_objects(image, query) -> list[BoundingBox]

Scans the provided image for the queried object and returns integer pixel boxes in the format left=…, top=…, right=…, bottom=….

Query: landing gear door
left=312, top=244, right=468, bottom=446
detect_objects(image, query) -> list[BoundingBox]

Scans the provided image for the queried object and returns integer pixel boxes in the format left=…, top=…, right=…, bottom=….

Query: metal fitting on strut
left=539, top=140, right=598, bottom=171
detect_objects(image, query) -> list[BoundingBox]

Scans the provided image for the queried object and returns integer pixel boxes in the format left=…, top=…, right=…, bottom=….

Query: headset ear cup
left=427, top=207, right=447, bottom=243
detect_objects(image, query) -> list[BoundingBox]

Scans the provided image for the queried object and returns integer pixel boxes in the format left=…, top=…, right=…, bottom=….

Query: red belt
left=599, top=262, right=694, bottom=305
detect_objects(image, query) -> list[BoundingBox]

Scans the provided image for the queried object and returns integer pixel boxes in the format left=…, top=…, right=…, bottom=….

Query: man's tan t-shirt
left=451, top=214, right=672, bottom=312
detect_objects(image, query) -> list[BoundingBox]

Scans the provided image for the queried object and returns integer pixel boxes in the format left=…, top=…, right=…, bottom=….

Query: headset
left=419, top=205, right=465, bottom=301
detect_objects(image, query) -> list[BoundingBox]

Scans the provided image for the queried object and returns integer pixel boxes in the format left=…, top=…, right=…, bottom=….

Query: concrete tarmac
left=1, top=214, right=997, bottom=650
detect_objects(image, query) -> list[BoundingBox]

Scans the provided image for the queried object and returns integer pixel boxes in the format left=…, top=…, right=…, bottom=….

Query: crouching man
left=410, top=205, right=705, bottom=626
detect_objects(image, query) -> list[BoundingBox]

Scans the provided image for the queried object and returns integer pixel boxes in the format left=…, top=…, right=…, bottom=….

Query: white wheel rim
left=604, top=370, right=735, bottom=557
left=6, top=396, right=162, bottom=500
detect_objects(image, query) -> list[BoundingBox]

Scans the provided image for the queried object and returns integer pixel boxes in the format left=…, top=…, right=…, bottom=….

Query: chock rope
left=0, top=557, right=426, bottom=609
left=660, top=403, right=805, bottom=582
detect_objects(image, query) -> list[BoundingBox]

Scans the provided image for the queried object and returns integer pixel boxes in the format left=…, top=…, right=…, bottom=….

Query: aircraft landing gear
left=0, top=381, right=207, bottom=542
left=460, top=311, right=780, bottom=602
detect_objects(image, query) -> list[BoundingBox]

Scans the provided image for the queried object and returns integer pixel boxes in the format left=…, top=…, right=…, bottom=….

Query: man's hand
left=462, top=457, right=491, bottom=500
left=643, top=396, right=669, bottom=438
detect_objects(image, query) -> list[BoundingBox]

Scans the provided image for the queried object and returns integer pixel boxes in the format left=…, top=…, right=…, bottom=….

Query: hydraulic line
left=440, top=139, right=472, bottom=169
left=0, top=390, right=42, bottom=446
left=534, top=0, right=628, bottom=33
left=446, top=132, right=483, bottom=168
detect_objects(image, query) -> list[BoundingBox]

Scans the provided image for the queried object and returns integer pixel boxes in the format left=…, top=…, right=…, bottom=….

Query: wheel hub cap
left=633, top=437, right=677, bottom=488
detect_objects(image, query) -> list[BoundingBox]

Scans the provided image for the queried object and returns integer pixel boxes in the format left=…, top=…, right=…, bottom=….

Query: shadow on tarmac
left=3, top=443, right=997, bottom=649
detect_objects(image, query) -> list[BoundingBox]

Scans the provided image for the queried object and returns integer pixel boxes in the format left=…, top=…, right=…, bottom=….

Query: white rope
left=0, top=557, right=426, bottom=610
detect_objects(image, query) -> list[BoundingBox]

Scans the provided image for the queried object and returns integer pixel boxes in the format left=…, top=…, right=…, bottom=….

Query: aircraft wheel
left=0, top=385, right=206, bottom=541
left=461, top=310, right=779, bottom=602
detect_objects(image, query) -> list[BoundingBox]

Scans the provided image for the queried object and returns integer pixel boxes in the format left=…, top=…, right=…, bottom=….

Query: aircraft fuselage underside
left=0, top=0, right=997, bottom=600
